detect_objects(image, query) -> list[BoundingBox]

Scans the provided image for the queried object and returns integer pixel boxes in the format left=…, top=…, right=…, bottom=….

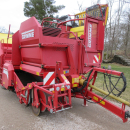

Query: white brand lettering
left=21, top=29, right=34, bottom=39
left=88, top=23, right=92, bottom=48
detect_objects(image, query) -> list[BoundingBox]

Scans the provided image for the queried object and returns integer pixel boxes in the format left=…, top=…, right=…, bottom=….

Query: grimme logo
left=22, top=29, right=34, bottom=39
left=88, top=23, right=92, bottom=48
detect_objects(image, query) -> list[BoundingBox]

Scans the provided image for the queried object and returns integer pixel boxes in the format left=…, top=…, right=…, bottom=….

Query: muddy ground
left=0, top=87, right=130, bottom=130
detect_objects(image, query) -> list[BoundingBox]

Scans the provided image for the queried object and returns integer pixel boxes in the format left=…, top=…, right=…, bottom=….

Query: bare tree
left=96, top=0, right=101, bottom=4
left=0, top=26, right=8, bottom=33
left=115, top=0, right=125, bottom=54
left=104, top=0, right=129, bottom=58
left=121, top=12, right=130, bottom=56
left=105, top=0, right=115, bottom=58
left=77, top=1, right=86, bottom=12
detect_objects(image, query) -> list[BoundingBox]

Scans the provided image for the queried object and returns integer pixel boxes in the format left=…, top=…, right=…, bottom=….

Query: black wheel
left=32, top=105, right=41, bottom=116
left=38, top=91, right=48, bottom=112
left=31, top=89, right=41, bottom=116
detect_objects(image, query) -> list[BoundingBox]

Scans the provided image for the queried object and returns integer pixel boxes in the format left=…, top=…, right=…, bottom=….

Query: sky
left=0, top=0, right=107, bottom=33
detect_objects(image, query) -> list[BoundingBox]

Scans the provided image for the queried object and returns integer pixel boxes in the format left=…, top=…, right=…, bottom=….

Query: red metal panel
left=94, top=67, right=122, bottom=76
left=83, top=17, right=104, bottom=72
left=85, top=18, right=99, bottom=51
left=17, top=17, right=79, bottom=74
left=19, top=17, right=41, bottom=45
left=87, top=90, right=128, bottom=122
left=20, top=64, right=43, bottom=76
left=12, top=30, right=21, bottom=66
left=21, top=47, right=41, bottom=64
left=97, top=21, right=105, bottom=50
left=2, top=63, right=14, bottom=89
left=42, top=47, right=68, bottom=66
left=0, top=42, right=4, bottom=66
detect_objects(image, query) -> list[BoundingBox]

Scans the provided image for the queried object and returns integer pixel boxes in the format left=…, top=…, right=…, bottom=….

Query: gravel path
left=0, top=87, right=130, bottom=130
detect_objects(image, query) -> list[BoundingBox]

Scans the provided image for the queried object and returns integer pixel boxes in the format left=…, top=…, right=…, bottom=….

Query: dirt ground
left=0, top=87, right=130, bottom=130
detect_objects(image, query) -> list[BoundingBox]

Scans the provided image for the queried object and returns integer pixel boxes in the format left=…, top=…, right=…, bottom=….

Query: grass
left=91, top=63, right=130, bottom=102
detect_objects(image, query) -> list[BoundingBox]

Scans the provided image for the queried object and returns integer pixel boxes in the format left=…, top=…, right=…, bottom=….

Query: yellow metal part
left=93, top=96, right=98, bottom=101
left=69, top=26, right=84, bottom=38
left=61, top=87, right=65, bottom=91
left=71, top=77, right=79, bottom=88
left=100, top=100, right=105, bottom=105
left=75, top=11, right=86, bottom=26
left=61, top=85, right=65, bottom=91
left=105, top=6, right=109, bottom=25
left=73, top=84, right=78, bottom=87
left=79, top=79, right=85, bottom=86
left=29, top=84, right=31, bottom=88
left=22, top=87, right=25, bottom=90
left=79, top=75, right=82, bottom=79
left=89, top=84, right=130, bottom=107
left=98, top=53, right=101, bottom=60
left=0, top=33, right=12, bottom=44
left=93, top=96, right=105, bottom=105
left=36, top=72, right=39, bottom=76
left=63, top=75, right=67, bottom=80
left=72, top=78, right=79, bottom=84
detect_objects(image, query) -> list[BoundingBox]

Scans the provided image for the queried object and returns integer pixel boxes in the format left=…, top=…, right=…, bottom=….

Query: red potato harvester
left=0, top=4, right=130, bottom=122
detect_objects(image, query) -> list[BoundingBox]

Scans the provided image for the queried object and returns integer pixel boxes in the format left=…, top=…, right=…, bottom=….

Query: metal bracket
left=53, top=106, right=71, bottom=113
left=41, top=64, right=44, bottom=68
left=20, top=94, right=27, bottom=98
left=125, top=111, right=130, bottom=119
left=39, top=43, right=41, bottom=48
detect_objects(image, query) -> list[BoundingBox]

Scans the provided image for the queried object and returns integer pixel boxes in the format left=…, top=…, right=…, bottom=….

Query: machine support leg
left=82, top=98, right=88, bottom=107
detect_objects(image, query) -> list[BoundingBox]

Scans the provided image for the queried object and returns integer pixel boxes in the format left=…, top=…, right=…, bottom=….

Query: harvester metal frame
left=0, top=4, right=130, bottom=122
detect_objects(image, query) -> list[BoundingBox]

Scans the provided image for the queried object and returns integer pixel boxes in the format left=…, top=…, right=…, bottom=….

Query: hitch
left=125, top=111, right=130, bottom=118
